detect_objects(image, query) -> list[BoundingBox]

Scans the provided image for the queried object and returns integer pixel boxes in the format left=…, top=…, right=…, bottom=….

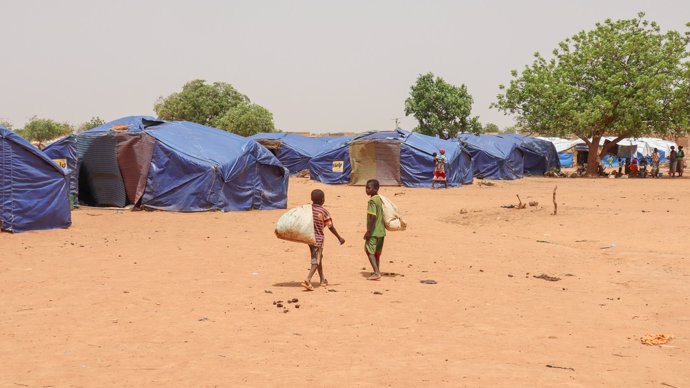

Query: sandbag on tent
left=501, top=134, right=560, bottom=175
left=309, top=130, right=472, bottom=187
left=458, top=134, right=524, bottom=180
left=1, top=127, right=71, bottom=232
left=249, top=133, right=328, bottom=175
left=275, top=204, right=316, bottom=244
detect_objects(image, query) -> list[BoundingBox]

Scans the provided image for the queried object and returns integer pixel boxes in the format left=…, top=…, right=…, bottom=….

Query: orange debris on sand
left=640, top=334, right=673, bottom=345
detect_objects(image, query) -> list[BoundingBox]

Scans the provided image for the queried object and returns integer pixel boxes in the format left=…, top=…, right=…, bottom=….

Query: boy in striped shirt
left=302, top=189, right=345, bottom=291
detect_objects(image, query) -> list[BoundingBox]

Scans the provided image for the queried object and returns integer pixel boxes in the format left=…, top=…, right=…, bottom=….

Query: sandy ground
left=2, top=176, right=690, bottom=387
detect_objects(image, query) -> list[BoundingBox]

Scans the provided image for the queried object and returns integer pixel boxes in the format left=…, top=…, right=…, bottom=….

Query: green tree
left=154, top=79, right=249, bottom=127
left=405, top=73, right=479, bottom=139
left=0, top=119, right=12, bottom=130
left=21, top=117, right=73, bottom=145
left=494, top=13, right=690, bottom=176
left=484, top=123, right=500, bottom=133
left=77, top=116, right=105, bottom=132
left=215, top=102, right=275, bottom=136
left=502, top=125, right=519, bottom=134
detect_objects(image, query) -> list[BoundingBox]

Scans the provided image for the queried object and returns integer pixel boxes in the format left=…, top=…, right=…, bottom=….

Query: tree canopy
left=215, top=102, right=275, bottom=137
left=494, top=13, right=690, bottom=174
left=0, top=119, right=12, bottom=130
left=405, top=73, right=481, bottom=139
left=21, top=117, right=73, bottom=145
left=77, top=116, right=105, bottom=132
left=154, top=79, right=276, bottom=136
left=484, top=123, right=500, bottom=133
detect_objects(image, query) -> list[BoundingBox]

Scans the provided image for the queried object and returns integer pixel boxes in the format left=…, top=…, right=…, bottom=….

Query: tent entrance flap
left=77, top=134, right=127, bottom=207
left=349, top=140, right=401, bottom=186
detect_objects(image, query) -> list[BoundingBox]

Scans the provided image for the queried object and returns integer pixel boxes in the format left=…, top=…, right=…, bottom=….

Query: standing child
left=432, top=149, right=448, bottom=189
left=363, top=179, right=386, bottom=280
left=302, top=189, right=345, bottom=291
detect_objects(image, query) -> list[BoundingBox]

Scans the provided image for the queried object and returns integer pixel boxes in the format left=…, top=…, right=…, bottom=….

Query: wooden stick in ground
left=552, top=186, right=558, bottom=215
left=516, top=194, right=526, bottom=209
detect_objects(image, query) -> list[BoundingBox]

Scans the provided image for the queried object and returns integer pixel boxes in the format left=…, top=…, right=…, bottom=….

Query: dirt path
left=2, top=177, right=689, bottom=387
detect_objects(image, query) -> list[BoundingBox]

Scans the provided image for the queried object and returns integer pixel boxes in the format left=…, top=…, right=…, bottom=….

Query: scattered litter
left=478, top=181, right=495, bottom=187
left=533, top=274, right=561, bottom=282
left=536, top=240, right=553, bottom=244
left=528, top=201, right=539, bottom=207
left=420, top=279, right=437, bottom=285
left=640, top=333, right=673, bottom=345
left=545, top=364, right=574, bottom=371
left=600, top=243, right=616, bottom=249
left=373, top=291, right=383, bottom=295
left=198, top=317, right=209, bottom=322
left=328, top=289, right=337, bottom=292
left=394, top=192, right=405, bottom=196
left=264, top=290, right=273, bottom=294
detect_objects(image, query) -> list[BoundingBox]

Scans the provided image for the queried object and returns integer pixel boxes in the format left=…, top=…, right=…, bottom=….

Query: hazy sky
left=1, top=0, right=688, bottom=133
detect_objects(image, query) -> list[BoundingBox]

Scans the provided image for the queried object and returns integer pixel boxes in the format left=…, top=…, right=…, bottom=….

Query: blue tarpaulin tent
left=249, top=133, right=327, bottom=175
left=500, top=134, right=560, bottom=175
left=457, top=134, right=524, bottom=180
left=559, top=152, right=574, bottom=168
left=1, top=127, right=71, bottom=232
left=308, top=136, right=354, bottom=184
left=144, top=121, right=288, bottom=211
left=43, top=117, right=288, bottom=211
left=309, top=130, right=473, bottom=187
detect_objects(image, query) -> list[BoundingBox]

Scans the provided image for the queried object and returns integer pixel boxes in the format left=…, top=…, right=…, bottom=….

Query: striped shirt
left=312, top=204, right=333, bottom=247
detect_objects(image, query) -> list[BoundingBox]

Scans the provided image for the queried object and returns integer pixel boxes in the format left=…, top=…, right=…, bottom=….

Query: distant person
left=677, top=145, right=685, bottom=177
left=302, top=189, right=345, bottom=291
left=624, top=158, right=631, bottom=175
left=651, top=148, right=660, bottom=178
left=363, top=179, right=386, bottom=280
left=629, top=158, right=639, bottom=176
left=432, top=149, right=448, bottom=189
left=597, top=162, right=608, bottom=177
left=639, top=155, right=648, bottom=178
left=669, top=146, right=678, bottom=177
left=618, top=157, right=624, bottom=175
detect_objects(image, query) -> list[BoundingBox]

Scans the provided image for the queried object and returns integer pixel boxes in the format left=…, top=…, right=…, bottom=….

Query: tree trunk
left=586, top=138, right=600, bottom=177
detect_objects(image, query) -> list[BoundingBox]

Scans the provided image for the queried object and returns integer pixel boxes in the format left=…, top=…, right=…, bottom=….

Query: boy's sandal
left=367, top=274, right=382, bottom=281
left=301, top=281, right=315, bottom=291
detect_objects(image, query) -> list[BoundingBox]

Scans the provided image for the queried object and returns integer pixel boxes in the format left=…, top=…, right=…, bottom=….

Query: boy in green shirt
left=364, top=179, right=386, bottom=280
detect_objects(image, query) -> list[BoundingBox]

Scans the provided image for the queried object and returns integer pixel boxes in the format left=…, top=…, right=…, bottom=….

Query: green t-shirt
left=367, top=195, right=386, bottom=237
left=678, top=150, right=685, bottom=160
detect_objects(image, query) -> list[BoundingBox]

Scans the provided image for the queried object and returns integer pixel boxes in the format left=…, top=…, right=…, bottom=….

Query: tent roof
left=0, top=127, right=66, bottom=174
left=250, top=132, right=326, bottom=156
left=458, top=133, right=519, bottom=159
left=82, top=115, right=159, bottom=134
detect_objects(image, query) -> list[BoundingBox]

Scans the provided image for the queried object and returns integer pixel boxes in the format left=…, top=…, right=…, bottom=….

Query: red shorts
left=434, top=171, right=446, bottom=179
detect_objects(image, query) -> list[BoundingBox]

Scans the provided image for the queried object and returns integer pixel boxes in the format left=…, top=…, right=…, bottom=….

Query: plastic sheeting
left=249, top=133, right=328, bottom=175
left=142, top=121, right=288, bottom=211
left=458, top=134, right=524, bottom=180
left=500, top=134, right=560, bottom=175
left=310, top=130, right=472, bottom=187
left=559, top=152, right=574, bottom=168
left=42, top=117, right=289, bottom=211
left=1, top=127, right=71, bottom=232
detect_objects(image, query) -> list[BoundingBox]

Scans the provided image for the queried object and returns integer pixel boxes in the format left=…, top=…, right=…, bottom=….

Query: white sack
left=379, top=195, right=407, bottom=231
left=275, top=204, right=316, bottom=244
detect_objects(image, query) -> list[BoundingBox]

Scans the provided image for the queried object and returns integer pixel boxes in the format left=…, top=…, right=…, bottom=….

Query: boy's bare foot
left=301, top=280, right=315, bottom=291
left=320, top=279, right=329, bottom=287
left=367, top=273, right=381, bottom=281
